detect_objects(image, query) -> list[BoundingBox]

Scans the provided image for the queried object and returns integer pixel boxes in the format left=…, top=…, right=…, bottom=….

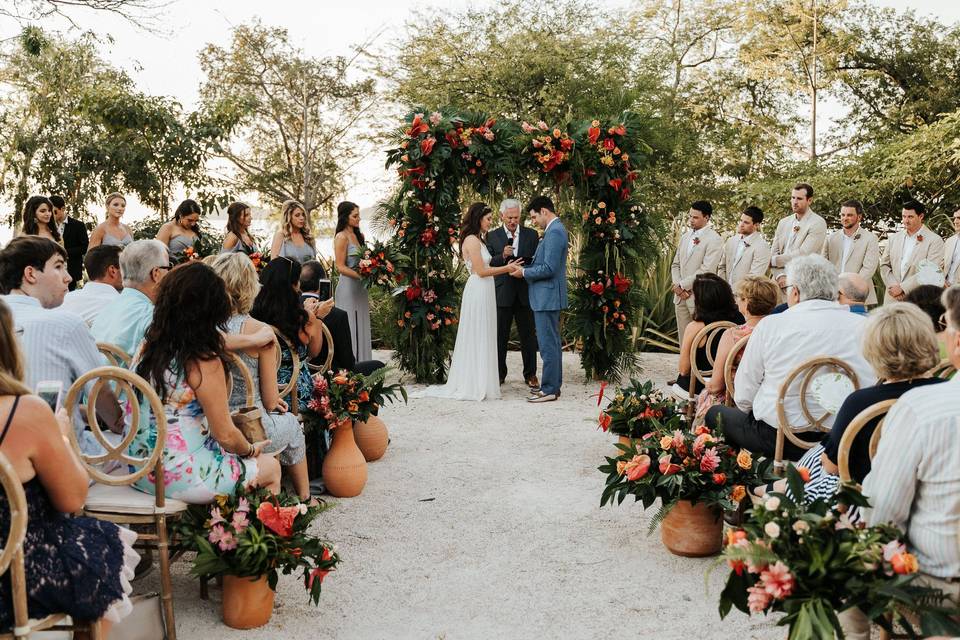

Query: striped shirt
left=863, top=375, right=960, bottom=578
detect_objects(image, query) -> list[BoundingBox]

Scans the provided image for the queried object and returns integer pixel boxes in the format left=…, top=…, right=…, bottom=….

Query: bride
left=419, top=202, right=519, bottom=401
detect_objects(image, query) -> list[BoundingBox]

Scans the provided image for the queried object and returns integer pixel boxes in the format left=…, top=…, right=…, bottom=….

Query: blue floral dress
left=278, top=340, right=312, bottom=414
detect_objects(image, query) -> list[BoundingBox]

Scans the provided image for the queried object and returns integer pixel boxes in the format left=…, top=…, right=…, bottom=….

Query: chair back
left=224, top=352, right=256, bottom=407
left=0, top=451, right=29, bottom=637
left=97, top=342, right=132, bottom=368
left=267, top=325, right=302, bottom=415
left=925, top=359, right=956, bottom=379
left=307, top=323, right=335, bottom=374
left=723, top=334, right=751, bottom=407
left=687, top=321, right=737, bottom=400
left=836, top=399, right=896, bottom=487
left=773, top=356, right=860, bottom=474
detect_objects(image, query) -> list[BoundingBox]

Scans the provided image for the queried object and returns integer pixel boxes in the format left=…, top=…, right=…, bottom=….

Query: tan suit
left=943, top=234, right=960, bottom=286
left=769, top=210, right=828, bottom=279
left=717, top=232, right=771, bottom=290
left=821, top=227, right=880, bottom=305
left=671, top=225, right=722, bottom=342
left=879, top=225, right=945, bottom=303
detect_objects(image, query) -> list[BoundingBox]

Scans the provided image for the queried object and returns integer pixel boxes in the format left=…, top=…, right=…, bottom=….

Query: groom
left=510, top=196, right=568, bottom=403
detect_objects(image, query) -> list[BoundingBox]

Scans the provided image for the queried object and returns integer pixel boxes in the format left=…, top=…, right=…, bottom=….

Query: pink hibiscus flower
left=760, top=561, right=794, bottom=599
left=700, top=447, right=721, bottom=472
left=747, top=584, right=772, bottom=613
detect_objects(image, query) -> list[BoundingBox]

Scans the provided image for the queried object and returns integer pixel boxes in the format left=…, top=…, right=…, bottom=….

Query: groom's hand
left=508, top=261, right=524, bottom=278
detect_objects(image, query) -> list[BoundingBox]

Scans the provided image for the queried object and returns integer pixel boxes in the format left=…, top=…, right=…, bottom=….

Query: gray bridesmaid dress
left=335, top=242, right=372, bottom=361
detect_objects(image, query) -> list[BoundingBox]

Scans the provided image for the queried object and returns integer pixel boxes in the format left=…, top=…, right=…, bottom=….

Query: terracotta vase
left=354, top=415, right=389, bottom=462
left=221, top=574, right=275, bottom=629
left=322, top=419, right=368, bottom=497
left=660, top=500, right=723, bottom=557
left=614, top=435, right=633, bottom=458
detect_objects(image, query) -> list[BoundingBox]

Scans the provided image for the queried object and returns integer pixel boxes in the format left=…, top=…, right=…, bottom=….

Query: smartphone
left=318, top=279, right=332, bottom=301
left=35, top=380, right=63, bottom=413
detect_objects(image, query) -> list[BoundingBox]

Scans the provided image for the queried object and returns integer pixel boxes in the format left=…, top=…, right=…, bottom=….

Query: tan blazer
left=879, top=225, right=945, bottom=302
left=821, top=228, right=880, bottom=305
left=769, top=211, right=828, bottom=279
left=943, top=234, right=960, bottom=286
left=670, top=226, right=722, bottom=303
left=717, top=232, right=771, bottom=289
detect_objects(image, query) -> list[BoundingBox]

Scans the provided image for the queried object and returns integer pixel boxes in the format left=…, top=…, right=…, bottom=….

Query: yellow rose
left=731, top=485, right=746, bottom=503
left=659, top=435, right=673, bottom=450
left=736, top=450, right=753, bottom=470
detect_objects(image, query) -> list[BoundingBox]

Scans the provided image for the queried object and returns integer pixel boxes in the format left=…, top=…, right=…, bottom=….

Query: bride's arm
left=463, top=236, right=515, bottom=277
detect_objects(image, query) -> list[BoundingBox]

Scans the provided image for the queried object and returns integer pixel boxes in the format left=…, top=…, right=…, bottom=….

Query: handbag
left=231, top=405, right=267, bottom=443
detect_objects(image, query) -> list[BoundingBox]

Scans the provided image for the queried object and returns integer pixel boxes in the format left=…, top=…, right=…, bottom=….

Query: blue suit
left=523, top=218, right=568, bottom=395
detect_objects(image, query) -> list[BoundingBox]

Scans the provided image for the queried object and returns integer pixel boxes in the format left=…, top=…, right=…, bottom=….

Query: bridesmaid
left=156, top=199, right=201, bottom=259
left=220, top=201, right=258, bottom=255
left=269, top=200, right=316, bottom=264
left=20, top=196, right=61, bottom=243
left=334, top=200, right=371, bottom=361
left=88, top=193, right=133, bottom=249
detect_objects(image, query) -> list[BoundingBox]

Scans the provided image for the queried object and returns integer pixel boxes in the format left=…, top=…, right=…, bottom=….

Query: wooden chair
left=925, top=359, right=956, bottom=379
left=836, top=399, right=896, bottom=488
left=723, top=334, right=751, bottom=407
left=307, top=322, right=335, bottom=374
left=97, top=342, right=132, bottom=368
left=224, top=351, right=257, bottom=408
left=64, top=366, right=181, bottom=640
left=685, top=321, right=737, bottom=415
left=267, top=326, right=302, bottom=416
left=774, top=356, right=860, bottom=475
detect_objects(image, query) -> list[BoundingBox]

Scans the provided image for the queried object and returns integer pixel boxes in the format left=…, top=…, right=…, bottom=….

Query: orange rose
left=796, top=466, right=811, bottom=482
left=731, top=485, right=746, bottom=503
left=659, top=435, right=673, bottom=450
left=358, top=391, right=370, bottom=402
left=712, top=472, right=726, bottom=484
left=736, top=450, right=753, bottom=469
left=891, top=552, right=919, bottom=575
left=332, top=374, right=349, bottom=385
left=347, top=401, right=359, bottom=412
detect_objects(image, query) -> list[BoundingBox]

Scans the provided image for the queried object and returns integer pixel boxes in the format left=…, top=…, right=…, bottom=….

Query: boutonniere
left=853, top=233, right=861, bottom=241
left=917, top=234, right=924, bottom=242
left=743, top=241, right=751, bottom=248
left=693, top=237, right=701, bottom=246
left=793, top=225, right=800, bottom=233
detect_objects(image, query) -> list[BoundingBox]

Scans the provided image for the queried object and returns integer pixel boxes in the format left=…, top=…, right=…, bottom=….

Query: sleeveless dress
left=335, top=242, right=372, bottom=361
left=168, top=233, right=197, bottom=258
left=0, top=396, right=139, bottom=630
left=225, top=315, right=306, bottom=466
left=101, top=231, right=133, bottom=248
left=128, top=366, right=258, bottom=504
left=221, top=234, right=258, bottom=256
left=277, top=338, right=313, bottom=414
left=418, top=242, right=500, bottom=401
left=279, top=238, right=316, bottom=264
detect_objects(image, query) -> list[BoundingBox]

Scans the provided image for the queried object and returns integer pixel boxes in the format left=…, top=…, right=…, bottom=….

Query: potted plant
left=596, top=379, right=681, bottom=451
left=177, top=484, right=339, bottom=629
left=718, top=467, right=960, bottom=639
left=351, top=367, right=407, bottom=462
left=599, top=413, right=773, bottom=557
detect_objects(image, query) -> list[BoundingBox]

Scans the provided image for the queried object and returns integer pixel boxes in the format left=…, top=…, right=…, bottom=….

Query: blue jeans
left=534, top=310, right=561, bottom=395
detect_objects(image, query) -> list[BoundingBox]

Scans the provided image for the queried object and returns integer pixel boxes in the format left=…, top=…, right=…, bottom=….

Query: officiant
left=488, top=198, right=540, bottom=390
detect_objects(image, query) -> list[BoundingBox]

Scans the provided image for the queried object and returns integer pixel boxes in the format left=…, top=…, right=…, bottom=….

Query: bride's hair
left=458, top=202, right=492, bottom=256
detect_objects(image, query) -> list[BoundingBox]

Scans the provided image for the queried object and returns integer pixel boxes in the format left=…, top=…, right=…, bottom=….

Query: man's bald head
left=838, top=272, right=870, bottom=305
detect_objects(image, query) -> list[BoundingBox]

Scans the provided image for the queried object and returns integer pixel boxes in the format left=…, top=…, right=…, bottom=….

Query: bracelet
left=245, top=443, right=255, bottom=458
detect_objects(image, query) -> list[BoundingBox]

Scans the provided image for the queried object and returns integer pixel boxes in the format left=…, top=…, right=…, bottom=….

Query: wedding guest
left=20, top=195, right=61, bottom=243
left=670, top=200, right=723, bottom=342
left=333, top=200, right=372, bottom=361
left=905, top=284, right=950, bottom=358
left=269, top=200, right=316, bottom=264
left=0, top=236, right=124, bottom=455
left=51, top=195, right=88, bottom=291
left=156, top=198, right=201, bottom=259
left=220, top=201, right=259, bottom=255
left=837, top=272, right=870, bottom=315
left=487, top=198, right=539, bottom=388
left=670, top=273, right=745, bottom=399
left=943, top=207, right=960, bottom=286
left=0, top=299, right=139, bottom=638
left=60, top=245, right=123, bottom=325
left=769, top=183, right=827, bottom=287
left=211, top=253, right=312, bottom=503
left=717, top=206, right=771, bottom=291
left=88, top=193, right=133, bottom=249
left=705, top=255, right=876, bottom=459
left=879, top=199, right=945, bottom=303
left=820, top=199, right=880, bottom=306
left=132, top=262, right=281, bottom=503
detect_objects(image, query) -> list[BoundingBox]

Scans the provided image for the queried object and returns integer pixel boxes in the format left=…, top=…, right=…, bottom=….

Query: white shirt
left=60, top=281, right=121, bottom=326
left=733, top=299, right=877, bottom=428
left=863, top=375, right=960, bottom=578
left=734, top=232, right=757, bottom=264
left=840, top=229, right=857, bottom=269
left=900, top=229, right=921, bottom=275
left=684, top=225, right=708, bottom=259
left=502, top=225, right=521, bottom=253
left=785, top=214, right=805, bottom=248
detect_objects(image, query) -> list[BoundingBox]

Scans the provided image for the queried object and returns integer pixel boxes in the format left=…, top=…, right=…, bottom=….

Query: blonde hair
left=104, top=192, right=126, bottom=219
left=210, top=252, right=260, bottom=314
left=735, top=275, right=779, bottom=316
left=0, top=300, right=31, bottom=396
left=861, top=303, right=939, bottom=380
left=280, top=200, right=315, bottom=247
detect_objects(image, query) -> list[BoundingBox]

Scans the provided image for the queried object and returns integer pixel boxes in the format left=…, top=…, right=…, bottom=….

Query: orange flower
left=358, top=391, right=369, bottom=402
left=616, top=460, right=627, bottom=475
left=597, top=412, right=612, bottom=432
left=731, top=485, right=746, bottom=502
left=624, top=454, right=651, bottom=481
left=712, top=472, right=726, bottom=484
left=347, top=401, right=359, bottom=412
left=725, top=529, right=747, bottom=546
left=736, top=450, right=753, bottom=469
left=891, top=552, right=919, bottom=575
left=332, top=373, right=349, bottom=385
left=796, top=466, right=811, bottom=482
left=659, top=435, right=673, bottom=450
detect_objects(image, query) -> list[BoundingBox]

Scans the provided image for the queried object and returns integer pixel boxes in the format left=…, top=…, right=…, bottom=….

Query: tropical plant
left=301, top=368, right=406, bottom=434
left=596, top=379, right=681, bottom=438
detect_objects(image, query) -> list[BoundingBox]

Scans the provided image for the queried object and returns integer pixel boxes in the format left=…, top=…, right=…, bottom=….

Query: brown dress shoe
left=525, top=375, right=540, bottom=389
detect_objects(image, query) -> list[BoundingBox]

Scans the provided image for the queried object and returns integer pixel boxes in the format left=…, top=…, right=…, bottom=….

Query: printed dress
left=129, top=368, right=258, bottom=504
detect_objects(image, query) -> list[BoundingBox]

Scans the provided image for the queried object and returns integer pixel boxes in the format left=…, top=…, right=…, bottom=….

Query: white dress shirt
left=60, top=281, right=121, bottom=326
left=733, top=299, right=877, bottom=428
left=503, top=225, right=521, bottom=253
left=734, top=234, right=748, bottom=264
left=864, top=375, right=960, bottom=578
left=900, top=230, right=921, bottom=275
left=685, top=225, right=707, bottom=259
left=840, top=230, right=856, bottom=269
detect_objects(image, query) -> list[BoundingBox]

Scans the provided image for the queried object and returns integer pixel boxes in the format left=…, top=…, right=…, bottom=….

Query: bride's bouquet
left=355, top=241, right=408, bottom=290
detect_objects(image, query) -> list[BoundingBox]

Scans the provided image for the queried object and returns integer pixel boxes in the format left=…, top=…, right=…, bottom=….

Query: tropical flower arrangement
left=599, top=413, right=774, bottom=530
left=718, top=467, right=960, bottom=639
left=597, top=378, right=680, bottom=438
left=355, top=240, right=408, bottom=290
left=175, top=483, right=339, bottom=605
left=580, top=202, right=645, bottom=248
left=577, top=268, right=639, bottom=336
left=301, top=367, right=407, bottom=434
left=520, top=120, right=575, bottom=177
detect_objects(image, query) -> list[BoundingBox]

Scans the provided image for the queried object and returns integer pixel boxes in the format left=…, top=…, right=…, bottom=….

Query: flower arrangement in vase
left=597, top=379, right=681, bottom=442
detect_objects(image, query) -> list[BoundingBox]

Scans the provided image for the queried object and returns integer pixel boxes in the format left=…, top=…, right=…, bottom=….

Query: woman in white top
left=88, top=193, right=134, bottom=249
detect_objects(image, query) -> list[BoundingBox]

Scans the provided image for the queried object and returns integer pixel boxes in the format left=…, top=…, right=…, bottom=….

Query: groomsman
left=943, top=207, right=960, bottom=287
left=487, top=198, right=540, bottom=389
left=717, top=206, right=771, bottom=289
left=769, top=183, right=827, bottom=286
left=670, top=200, right=722, bottom=343
left=879, top=199, right=945, bottom=302
left=821, top=199, right=880, bottom=305
left=51, top=195, right=89, bottom=291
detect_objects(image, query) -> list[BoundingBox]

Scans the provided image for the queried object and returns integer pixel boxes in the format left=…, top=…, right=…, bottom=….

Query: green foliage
left=597, top=379, right=682, bottom=438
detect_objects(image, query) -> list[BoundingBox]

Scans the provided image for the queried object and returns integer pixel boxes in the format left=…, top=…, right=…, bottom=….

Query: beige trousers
left=674, top=296, right=696, bottom=345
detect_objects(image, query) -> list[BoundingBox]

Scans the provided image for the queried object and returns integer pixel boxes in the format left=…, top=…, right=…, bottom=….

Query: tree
left=1, top=0, right=166, bottom=31
left=198, top=22, right=377, bottom=214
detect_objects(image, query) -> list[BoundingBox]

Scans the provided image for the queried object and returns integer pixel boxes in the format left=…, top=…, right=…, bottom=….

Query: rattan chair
left=773, top=356, right=860, bottom=475
left=97, top=342, right=132, bottom=368
left=307, top=322, right=335, bottom=374
left=685, top=321, right=737, bottom=415
left=836, top=399, right=896, bottom=488
left=722, top=334, right=751, bottom=407
left=925, top=359, right=956, bottom=379
left=64, top=366, right=180, bottom=640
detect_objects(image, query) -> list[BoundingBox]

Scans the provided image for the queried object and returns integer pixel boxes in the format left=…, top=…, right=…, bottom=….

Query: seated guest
left=705, top=255, right=876, bottom=459
left=755, top=303, right=942, bottom=501
left=299, top=260, right=383, bottom=376
left=837, top=272, right=870, bottom=315
left=60, top=245, right=123, bottom=325
left=0, top=299, right=139, bottom=636
left=211, top=253, right=312, bottom=503
left=0, top=236, right=123, bottom=455
left=905, top=284, right=949, bottom=359
left=694, top=275, right=779, bottom=417
left=131, top=262, right=281, bottom=503
left=671, top=273, right=745, bottom=399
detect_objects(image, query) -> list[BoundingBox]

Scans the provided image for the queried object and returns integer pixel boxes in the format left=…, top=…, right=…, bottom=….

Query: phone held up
left=35, top=380, right=63, bottom=413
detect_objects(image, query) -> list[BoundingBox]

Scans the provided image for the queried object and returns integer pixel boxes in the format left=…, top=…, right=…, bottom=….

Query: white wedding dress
left=417, top=242, right=501, bottom=401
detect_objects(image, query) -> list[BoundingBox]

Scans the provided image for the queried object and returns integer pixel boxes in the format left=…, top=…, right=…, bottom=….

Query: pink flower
left=217, top=529, right=238, bottom=551
left=312, top=374, right=328, bottom=392
left=483, top=130, right=495, bottom=141
left=747, top=584, right=772, bottom=613
left=624, top=454, right=651, bottom=481
left=422, top=289, right=437, bottom=303
left=693, top=433, right=714, bottom=457
left=209, top=507, right=226, bottom=526
left=232, top=510, right=250, bottom=533
left=700, top=447, right=720, bottom=472
left=671, top=429, right=684, bottom=450
left=521, top=121, right=535, bottom=133
left=429, top=111, right=442, bottom=125
left=307, top=398, right=324, bottom=412
left=237, top=497, right=249, bottom=512
left=759, top=561, right=794, bottom=599
left=882, top=539, right=906, bottom=563
left=208, top=525, right=227, bottom=546
left=537, top=120, right=549, bottom=130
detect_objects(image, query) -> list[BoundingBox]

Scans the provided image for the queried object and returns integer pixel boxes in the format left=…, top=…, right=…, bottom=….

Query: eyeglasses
left=155, top=264, right=173, bottom=271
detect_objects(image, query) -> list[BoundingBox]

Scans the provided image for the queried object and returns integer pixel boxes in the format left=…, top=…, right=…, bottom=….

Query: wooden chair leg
left=156, top=514, right=177, bottom=640
left=200, top=576, right=209, bottom=600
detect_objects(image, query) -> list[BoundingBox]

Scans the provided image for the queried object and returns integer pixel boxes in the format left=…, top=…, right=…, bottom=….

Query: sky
left=1, top=0, right=959, bottom=240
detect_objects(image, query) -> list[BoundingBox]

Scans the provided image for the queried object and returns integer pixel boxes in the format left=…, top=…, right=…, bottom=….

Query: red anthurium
left=256, top=501, right=297, bottom=538
left=608, top=178, right=622, bottom=192
left=420, top=136, right=436, bottom=156
left=588, top=127, right=601, bottom=145
left=658, top=454, right=681, bottom=475
left=589, top=281, right=605, bottom=295
left=406, top=113, right=429, bottom=137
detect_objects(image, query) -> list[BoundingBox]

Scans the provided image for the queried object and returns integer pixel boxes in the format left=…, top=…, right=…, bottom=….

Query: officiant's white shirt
left=502, top=225, right=520, bottom=253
